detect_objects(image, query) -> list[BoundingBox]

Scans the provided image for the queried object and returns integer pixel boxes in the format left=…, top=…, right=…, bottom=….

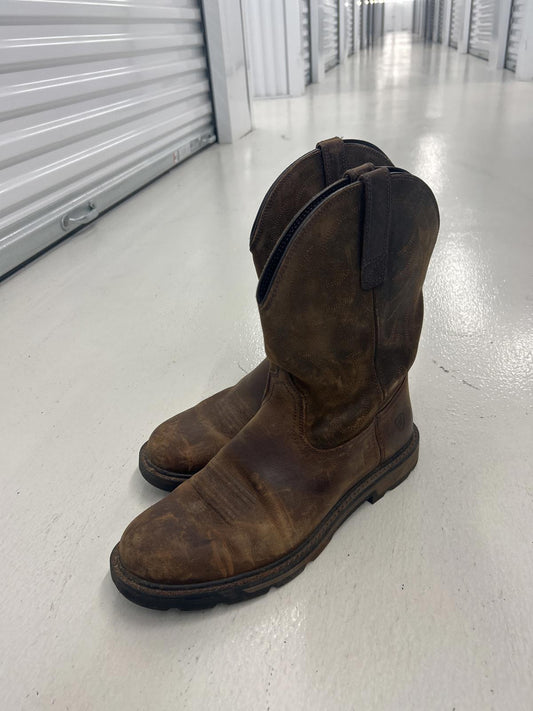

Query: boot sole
left=138, top=442, right=194, bottom=491
left=112, top=425, right=419, bottom=610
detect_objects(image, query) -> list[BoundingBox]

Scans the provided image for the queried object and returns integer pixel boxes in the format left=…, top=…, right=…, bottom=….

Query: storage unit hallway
left=1, top=13, right=532, bottom=711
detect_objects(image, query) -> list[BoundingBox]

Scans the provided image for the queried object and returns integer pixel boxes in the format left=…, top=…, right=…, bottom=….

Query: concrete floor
left=1, top=33, right=532, bottom=711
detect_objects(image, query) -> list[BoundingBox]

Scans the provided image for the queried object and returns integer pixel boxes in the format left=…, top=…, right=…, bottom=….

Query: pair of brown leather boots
left=110, top=138, right=439, bottom=610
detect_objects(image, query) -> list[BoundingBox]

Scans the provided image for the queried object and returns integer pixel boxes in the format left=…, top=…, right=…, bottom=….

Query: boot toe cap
left=144, top=405, right=232, bottom=475
left=117, top=489, right=236, bottom=586
left=144, top=419, right=197, bottom=474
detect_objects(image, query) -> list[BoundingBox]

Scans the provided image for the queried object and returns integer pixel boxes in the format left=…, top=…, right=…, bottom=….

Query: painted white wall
left=385, top=1, right=415, bottom=33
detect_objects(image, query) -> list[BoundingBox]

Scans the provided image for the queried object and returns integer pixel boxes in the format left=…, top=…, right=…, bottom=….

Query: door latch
left=61, top=201, right=99, bottom=231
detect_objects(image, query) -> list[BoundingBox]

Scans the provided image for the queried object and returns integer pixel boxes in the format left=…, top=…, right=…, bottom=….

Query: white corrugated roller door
left=0, top=0, right=216, bottom=278
left=436, top=0, right=445, bottom=42
left=424, top=0, right=435, bottom=40
left=373, top=4, right=384, bottom=41
left=322, top=0, right=339, bottom=72
left=505, top=0, right=525, bottom=71
left=246, top=1, right=288, bottom=97
left=345, top=0, right=355, bottom=56
left=449, top=0, right=464, bottom=48
left=360, top=2, right=368, bottom=49
left=300, top=0, right=312, bottom=85
left=468, top=0, right=493, bottom=60
left=359, top=2, right=364, bottom=50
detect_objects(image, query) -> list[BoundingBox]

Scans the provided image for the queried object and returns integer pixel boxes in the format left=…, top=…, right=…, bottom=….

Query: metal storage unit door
left=412, top=0, right=421, bottom=34
left=372, top=4, right=383, bottom=41
left=449, top=0, right=464, bottom=48
left=322, top=0, right=339, bottom=71
left=468, top=0, right=494, bottom=60
left=360, top=2, right=369, bottom=50
left=300, top=0, right=312, bottom=85
left=437, top=0, right=445, bottom=42
left=424, top=0, right=435, bottom=41
left=0, top=0, right=216, bottom=278
left=505, top=0, right=525, bottom=71
left=345, top=0, right=355, bottom=56
left=359, top=2, right=366, bottom=50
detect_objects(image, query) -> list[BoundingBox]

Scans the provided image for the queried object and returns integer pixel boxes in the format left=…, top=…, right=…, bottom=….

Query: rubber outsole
left=113, top=425, right=419, bottom=610
left=138, top=442, right=195, bottom=491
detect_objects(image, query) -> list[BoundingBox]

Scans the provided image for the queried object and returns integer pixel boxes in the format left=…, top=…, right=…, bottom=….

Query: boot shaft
left=257, top=167, right=439, bottom=448
left=249, top=138, right=393, bottom=276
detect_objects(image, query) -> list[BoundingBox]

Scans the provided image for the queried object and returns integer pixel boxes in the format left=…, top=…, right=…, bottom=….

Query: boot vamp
left=119, top=379, right=381, bottom=585
left=144, top=359, right=270, bottom=474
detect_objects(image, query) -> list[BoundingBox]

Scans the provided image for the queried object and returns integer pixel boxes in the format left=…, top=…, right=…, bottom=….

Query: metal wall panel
left=360, top=2, right=370, bottom=49
left=373, top=4, right=384, bottom=41
left=300, top=0, right=312, bottom=84
left=412, top=0, right=421, bottom=34
left=469, top=0, right=494, bottom=60
left=246, top=0, right=288, bottom=97
left=449, top=0, right=464, bottom=47
left=424, top=0, right=436, bottom=40
left=345, top=0, right=355, bottom=56
left=359, top=2, right=382, bottom=48
left=360, top=2, right=366, bottom=50
left=322, top=0, right=339, bottom=71
left=437, top=0, right=445, bottom=42
left=0, top=0, right=215, bottom=277
left=505, top=0, right=525, bottom=71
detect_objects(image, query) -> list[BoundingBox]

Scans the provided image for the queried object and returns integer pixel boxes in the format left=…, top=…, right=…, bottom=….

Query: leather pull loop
left=359, top=167, right=392, bottom=290
left=344, top=163, right=376, bottom=182
left=316, top=137, right=347, bottom=184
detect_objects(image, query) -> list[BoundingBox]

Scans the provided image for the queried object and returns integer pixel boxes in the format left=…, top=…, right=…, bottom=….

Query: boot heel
left=367, top=426, right=419, bottom=504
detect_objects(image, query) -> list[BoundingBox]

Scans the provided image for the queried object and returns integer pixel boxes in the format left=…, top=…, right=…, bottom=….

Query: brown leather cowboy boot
left=139, top=138, right=393, bottom=490
left=111, top=165, right=439, bottom=609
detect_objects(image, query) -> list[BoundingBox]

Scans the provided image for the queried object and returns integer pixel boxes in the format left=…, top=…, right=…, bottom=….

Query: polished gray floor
left=1, top=33, right=532, bottom=711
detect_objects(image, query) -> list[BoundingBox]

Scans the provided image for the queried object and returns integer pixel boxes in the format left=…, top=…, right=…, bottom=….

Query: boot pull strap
left=316, top=137, right=347, bottom=184
left=344, top=163, right=376, bottom=182
left=359, top=167, right=391, bottom=290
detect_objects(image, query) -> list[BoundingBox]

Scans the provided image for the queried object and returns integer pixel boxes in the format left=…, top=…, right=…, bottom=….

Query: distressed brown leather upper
left=119, top=167, right=439, bottom=584
left=145, top=139, right=393, bottom=475
left=144, top=360, right=270, bottom=473
left=258, top=169, right=439, bottom=447
left=250, top=139, right=393, bottom=276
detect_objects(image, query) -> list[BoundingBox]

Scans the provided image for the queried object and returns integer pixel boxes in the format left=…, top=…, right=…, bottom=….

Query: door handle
left=61, top=201, right=99, bottom=231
